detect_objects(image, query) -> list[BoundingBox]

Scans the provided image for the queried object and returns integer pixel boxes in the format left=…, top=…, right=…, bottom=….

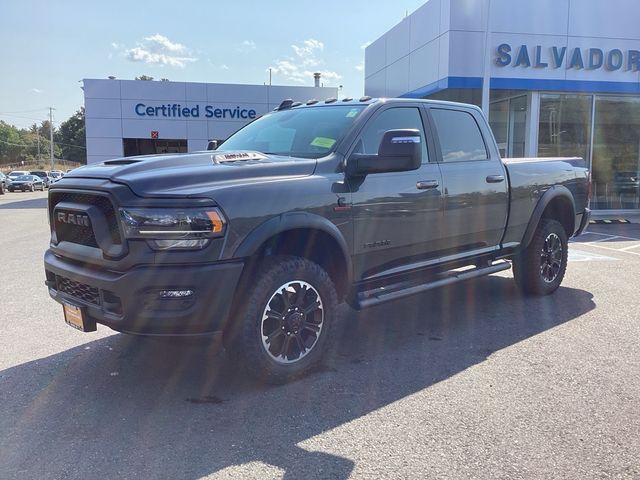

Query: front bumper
left=44, top=250, right=244, bottom=335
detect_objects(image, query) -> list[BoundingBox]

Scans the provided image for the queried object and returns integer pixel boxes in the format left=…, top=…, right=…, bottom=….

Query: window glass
left=592, top=96, right=640, bottom=210
left=538, top=94, right=592, bottom=162
left=354, top=107, right=428, bottom=163
left=431, top=109, right=488, bottom=162
left=218, top=106, right=365, bottom=159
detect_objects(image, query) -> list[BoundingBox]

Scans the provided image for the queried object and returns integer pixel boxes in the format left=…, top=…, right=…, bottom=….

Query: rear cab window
left=430, top=108, right=488, bottom=162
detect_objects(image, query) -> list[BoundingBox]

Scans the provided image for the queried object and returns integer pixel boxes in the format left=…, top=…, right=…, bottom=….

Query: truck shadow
left=0, top=276, right=595, bottom=479
left=0, top=196, right=48, bottom=209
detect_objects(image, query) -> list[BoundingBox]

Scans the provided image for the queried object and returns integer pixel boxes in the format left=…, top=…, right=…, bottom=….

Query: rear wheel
left=230, top=255, right=338, bottom=384
left=513, top=218, right=568, bottom=295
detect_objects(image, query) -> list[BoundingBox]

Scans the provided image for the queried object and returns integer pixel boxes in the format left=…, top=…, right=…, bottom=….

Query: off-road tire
left=513, top=218, right=568, bottom=295
left=230, top=255, right=338, bottom=384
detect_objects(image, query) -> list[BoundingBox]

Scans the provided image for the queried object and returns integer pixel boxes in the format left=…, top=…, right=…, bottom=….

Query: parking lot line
left=583, top=231, right=640, bottom=241
left=571, top=230, right=640, bottom=256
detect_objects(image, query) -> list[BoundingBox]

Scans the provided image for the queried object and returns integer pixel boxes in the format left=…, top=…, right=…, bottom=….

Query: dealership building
left=83, top=78, right=337, bottom=164
left=365, top=0, right=640, bottom=211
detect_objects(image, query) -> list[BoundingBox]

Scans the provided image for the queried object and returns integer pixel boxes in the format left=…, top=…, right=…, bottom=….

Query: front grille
left=56, top=276, right=101, bottom=305
left=49, top=191, right=122, bottom=247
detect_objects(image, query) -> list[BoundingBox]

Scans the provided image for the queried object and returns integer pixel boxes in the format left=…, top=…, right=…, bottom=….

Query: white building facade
left=365, top=0, right=640, bottom=211
left=84, top=79, right=337, bottom=164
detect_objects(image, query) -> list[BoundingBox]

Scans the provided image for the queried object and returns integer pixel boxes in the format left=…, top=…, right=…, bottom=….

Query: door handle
left=486, top=175, right=505, bottom=183
left=416, top=180, right=439, bottom=190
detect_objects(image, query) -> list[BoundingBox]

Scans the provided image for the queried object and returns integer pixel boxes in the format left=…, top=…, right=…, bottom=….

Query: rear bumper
left=575, top=208, right=591, bottom=237
left=44, top=250, right=244, bottom=335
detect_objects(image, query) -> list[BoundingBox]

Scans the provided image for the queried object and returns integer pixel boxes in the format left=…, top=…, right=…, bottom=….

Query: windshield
left=15, top=175, right=32, bottom=181
left=9, top=171, right=27, bottom=176
left=217, top=105, right=365, bottom=159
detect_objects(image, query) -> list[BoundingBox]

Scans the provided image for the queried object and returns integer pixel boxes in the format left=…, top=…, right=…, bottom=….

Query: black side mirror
left=207, top=140, right=218, bottom=151
left=346, top=129, right=422, bottom=176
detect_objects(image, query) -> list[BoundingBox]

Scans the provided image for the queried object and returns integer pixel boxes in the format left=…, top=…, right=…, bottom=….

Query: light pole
left=49, top=107, right=55, bottom=170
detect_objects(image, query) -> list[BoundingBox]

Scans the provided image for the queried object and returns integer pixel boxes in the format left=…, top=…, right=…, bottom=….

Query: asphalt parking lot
left=0, top=190, right=639, bottom=479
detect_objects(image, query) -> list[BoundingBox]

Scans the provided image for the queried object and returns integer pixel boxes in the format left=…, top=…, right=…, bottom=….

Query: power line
left=0, top=108, right=49, bottom=114
left=0, top=139, right=29, bottom=147
left=0, top=113, right=61, bottom=124
left=0, top=137, right=85, bottom=149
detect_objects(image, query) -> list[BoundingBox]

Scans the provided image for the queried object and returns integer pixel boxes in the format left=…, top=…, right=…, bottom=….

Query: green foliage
left=55, top=107, right=86, bottom=164
left=0, top=110, right=79, bottom=167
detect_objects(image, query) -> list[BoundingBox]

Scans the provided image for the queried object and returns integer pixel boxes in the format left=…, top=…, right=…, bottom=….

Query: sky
left=0, top=0, right=427, bottom=130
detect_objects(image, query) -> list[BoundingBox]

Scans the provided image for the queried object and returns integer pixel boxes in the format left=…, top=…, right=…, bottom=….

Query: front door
left=347, top=106, right=444, bottom=280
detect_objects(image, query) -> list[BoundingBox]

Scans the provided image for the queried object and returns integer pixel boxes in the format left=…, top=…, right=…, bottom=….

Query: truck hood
left=65, top=151, right=317, bottom=197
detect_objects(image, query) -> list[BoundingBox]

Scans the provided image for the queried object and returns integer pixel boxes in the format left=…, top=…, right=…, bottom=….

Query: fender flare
left=233, top=211, right=353, bottom=287
left=518, top=185, right=576, bottom=251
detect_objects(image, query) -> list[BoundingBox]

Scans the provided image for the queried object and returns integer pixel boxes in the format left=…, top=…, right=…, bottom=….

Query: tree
left=55, top=107, right=86, bottom=164
left=135, top=75, right=154, bottom=81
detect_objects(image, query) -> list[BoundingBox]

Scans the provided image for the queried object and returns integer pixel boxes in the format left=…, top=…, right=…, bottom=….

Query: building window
left=123, top=138, right=188, bottom=157
left=538, top=94, right=592, bottom=163
left=592, top=96, right=640, bottom=210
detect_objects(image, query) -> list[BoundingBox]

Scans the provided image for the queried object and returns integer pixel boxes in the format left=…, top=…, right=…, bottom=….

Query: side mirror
left=207, top=140, right=218, bottom=151
left=346, top=129, right=422, bottom=176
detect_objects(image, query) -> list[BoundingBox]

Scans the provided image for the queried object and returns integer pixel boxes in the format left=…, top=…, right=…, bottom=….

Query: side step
left=356, top=261, right=511, bottom=309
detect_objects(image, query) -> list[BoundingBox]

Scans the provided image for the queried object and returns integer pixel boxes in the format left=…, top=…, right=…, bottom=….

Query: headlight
left=119, top=207, right=226, bottom=250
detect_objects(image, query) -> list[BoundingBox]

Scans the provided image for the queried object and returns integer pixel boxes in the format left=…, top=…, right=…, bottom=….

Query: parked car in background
left=8, top=175, right=45, bottom=192
left=7, top=170, right=30, bottom=182
left=49, top=172, right=64, bottom=183
left=0, top=172, right=7, bottom=194
left=30, top=170, right=51, bottom=188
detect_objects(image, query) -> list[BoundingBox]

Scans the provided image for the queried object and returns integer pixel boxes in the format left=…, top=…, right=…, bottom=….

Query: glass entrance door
left=489, top=95, right=527, bottom=158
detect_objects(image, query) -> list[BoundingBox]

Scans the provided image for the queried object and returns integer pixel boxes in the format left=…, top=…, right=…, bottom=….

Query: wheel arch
left=223, top=213, right=352, bottom=348
left=519, top=186, right=576, bottom=251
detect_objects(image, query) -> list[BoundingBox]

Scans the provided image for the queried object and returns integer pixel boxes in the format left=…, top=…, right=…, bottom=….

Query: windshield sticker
left=346, top=109, right=359, bottom=118
left=310, top=137, right=336, bottom=149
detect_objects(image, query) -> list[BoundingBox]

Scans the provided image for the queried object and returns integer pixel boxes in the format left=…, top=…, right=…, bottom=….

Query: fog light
left=158, top=289, right=194, bottom=299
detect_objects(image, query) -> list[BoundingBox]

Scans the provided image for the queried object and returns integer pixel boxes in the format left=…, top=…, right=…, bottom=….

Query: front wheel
left=513, top=218, right=568, bottom=295
left=230, top=256, right=338, bottom=384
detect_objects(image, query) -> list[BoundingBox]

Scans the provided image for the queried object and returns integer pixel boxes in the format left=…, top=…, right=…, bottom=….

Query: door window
left=431, top=109, right=488, bottom=162
left=354, top=107, right=428, bottom=163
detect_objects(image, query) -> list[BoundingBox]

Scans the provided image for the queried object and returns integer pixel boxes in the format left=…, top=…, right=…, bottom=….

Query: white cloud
left=31, top=88, right=43, bottom=94
left=360, top=41, right=372, bottom=50
left=220, top=64, right=230, bottom=70
left=124, top=34, right=196, bottom=68
left=239, top=40, right=256, bottom=53
left=269, top=39, right=341, bottom=85
left=355, top=61, right=364, bottom=72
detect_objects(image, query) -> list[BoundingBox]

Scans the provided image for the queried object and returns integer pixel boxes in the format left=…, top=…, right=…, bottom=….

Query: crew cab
left=44, top=98, right=590, bottom=383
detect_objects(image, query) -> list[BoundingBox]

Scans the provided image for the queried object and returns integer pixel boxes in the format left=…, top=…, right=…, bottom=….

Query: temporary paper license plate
left=63, top=302, right=88, bottom=331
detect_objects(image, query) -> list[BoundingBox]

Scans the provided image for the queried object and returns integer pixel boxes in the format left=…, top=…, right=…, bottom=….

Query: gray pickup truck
left=44, top=98, right=590, bottom=382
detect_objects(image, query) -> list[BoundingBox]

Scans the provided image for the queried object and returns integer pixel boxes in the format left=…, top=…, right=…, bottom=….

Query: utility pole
left=49, top=107, right=55, bottom=170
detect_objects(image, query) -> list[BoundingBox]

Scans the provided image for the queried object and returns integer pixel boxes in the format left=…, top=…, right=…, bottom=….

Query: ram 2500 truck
left=44, top=98, right=590, bottom=383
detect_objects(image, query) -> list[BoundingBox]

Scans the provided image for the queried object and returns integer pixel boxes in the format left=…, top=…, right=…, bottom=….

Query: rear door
left=347, top=105, right=444, bottom=280
left=426, top=106, right=508, bottom=257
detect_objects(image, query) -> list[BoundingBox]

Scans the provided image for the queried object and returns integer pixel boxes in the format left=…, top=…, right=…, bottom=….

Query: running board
left=356, top=261, right=511, bottom=309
